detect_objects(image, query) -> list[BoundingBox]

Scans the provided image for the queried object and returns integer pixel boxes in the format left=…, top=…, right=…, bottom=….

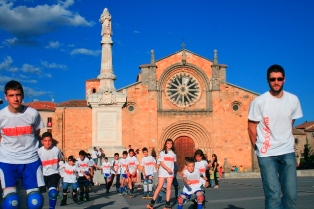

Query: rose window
left=166, top=73, right=200, bottom=107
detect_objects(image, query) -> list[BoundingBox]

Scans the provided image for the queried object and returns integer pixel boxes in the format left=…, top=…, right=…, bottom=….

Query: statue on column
left=100, top=8, right=112, bottom=38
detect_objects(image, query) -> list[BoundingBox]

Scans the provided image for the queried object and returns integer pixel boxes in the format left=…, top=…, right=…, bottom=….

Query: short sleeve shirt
left=158, top=150, right=176, bottom=178
left=0, top=106, right=44, bottom=163
left=101, top=161, right=111, bottom=174
left=126, top=156, right=139, bottom=173
left=182, top=169, right=202, bottom=194
left=63, top=163, right=79, bottom=183
left=248, top=91, right=303, bottom=157
left=195, top=160, right=208, bottom=177
left=76, top=157, right=93, bottom=177
left=141, top=156, right=156, bottom=176
left=38, top=145, right=63, bottom=176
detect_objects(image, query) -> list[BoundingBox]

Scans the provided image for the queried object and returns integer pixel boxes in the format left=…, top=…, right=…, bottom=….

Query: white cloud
left=23, top=86, right=50, bottom=97
left=19, top=79, right=38, bottom=84
left=41, top=60, right=67, bottom=70
left=21, top=64, right=42, bottom=74
left=2, top=37, right=18, bottom=45
left=70, top=48, right=101, bottom=56
left=0, top=56, right=18, bottom=72
left=45, top=41, right=60, bottom=49
left=0, top=1, right=94, bottom=45
left=0, top=76, right=13, bottom=83
left=133, top=30, right=141, bottom=34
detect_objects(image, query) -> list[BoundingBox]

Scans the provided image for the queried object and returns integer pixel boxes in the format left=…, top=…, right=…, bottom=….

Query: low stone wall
left=223, top=169, right=314, bottom=179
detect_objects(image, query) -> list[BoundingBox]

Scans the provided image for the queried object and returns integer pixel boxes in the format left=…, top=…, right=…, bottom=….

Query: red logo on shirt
left=164, top=157, right=174, bottom=162
left=2, top=126, right=32, bottom=136
left=145, top=162, right=154, bottom=166
left=42, top=158, right=58, bottom=166
left=261, top=117, right=271, bottom=154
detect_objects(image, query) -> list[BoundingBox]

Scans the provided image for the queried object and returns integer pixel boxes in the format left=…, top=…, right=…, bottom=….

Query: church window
left=232, top=104, right=239, bottom=111
left=166, top=73, right=200, bottom=108
left=231, top=101, right=242, bottom=113
left=128, top=105, right=134, bottom=112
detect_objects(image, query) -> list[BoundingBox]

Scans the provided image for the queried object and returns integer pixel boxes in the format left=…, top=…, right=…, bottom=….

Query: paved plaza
left=2, top=176, right=313, bottom=209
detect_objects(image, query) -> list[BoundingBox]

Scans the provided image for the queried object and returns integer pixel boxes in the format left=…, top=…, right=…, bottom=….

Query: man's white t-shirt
left=248, top=91, right=303, bottom=157
left=0, top=106, right=44, bottom=164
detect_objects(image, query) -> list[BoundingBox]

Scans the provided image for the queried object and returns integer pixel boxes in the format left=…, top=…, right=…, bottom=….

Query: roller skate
left=129, top=189, right=134, bottom=198
left=146, top=203, right=154, bottom=209
left=146, top=199, right=155, bottom=209
left=163, top=201, right=172, bottom=209
left=148, top=192, right=153, bottom=199
left=143, top=192, right=148, bottom=199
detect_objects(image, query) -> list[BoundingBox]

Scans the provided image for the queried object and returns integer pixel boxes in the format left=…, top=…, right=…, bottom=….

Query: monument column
left=87, top=8, right=127, bottom=157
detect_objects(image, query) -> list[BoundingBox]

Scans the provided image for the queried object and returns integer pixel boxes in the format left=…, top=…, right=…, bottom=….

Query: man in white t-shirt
left=248, top=64, right=303, bottom=209
left=0, top=80, right=45, bottom=209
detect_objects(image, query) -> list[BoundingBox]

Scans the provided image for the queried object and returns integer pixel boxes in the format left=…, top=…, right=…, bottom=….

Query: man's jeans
left=257, top=152, right=297, bottom=209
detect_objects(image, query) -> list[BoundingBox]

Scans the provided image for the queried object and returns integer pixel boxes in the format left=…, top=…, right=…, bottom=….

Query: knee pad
left=48, top=188, right=58, bottom=200
left=196, top=192, right=204, bottom=204
left=177, top=195, right=184, bottom=205
left=143, top=179, right=148, bottom=185
left=148, top=179, right=153, bottom=184
left=1, top=193, right=20, bottom=209
left=63, top=188, right=68, bottom=193
left=27, top=191, right=44, bottom=209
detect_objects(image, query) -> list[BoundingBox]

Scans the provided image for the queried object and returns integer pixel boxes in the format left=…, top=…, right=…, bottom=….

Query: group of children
left=98, top=139, right=214, bottom=209
left=38, top=131, right=100, bottom=207
left=0, top=80, right=215, bottom=209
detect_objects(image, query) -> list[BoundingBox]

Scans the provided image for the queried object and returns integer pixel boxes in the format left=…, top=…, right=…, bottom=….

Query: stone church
left=52, top=8, right=258, bottom=171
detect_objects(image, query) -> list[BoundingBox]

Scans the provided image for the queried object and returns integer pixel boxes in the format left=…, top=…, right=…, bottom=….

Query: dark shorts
left=44, top=173, right=61, bottom=189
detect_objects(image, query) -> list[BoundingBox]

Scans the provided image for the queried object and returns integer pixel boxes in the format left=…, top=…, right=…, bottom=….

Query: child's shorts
left=121, top=174, right=128, bottom=179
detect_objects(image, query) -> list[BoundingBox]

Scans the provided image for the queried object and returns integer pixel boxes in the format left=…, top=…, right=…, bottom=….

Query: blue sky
left=0, top=0, right=313, bottom=125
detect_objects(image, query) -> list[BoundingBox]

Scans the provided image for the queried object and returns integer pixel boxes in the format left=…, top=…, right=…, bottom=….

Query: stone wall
left=53, top=107, right=92, bottom=158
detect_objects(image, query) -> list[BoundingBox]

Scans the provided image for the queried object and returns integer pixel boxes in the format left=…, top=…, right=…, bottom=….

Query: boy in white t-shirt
left=101, top=157, right=111, bottom=184
left=126, top=149, right=139, bottom=197
left=178, top=158, right=205, bottom=209
left=60, top=156, right=79, bottom=206
left=37, top=132, right=63, bottom=209
left=76, top=150, right=94, bottom=202
left=119, top=151, right=129, bottom=195
left=106, top=153, right=121, bottom=193
left=0, top=80, right=45, bottom=209
left=141, top=147, right=157, bottom=199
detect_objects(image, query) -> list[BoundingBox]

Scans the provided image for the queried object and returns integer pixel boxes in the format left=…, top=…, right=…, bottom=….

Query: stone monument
left=87, top=8, right=127, bottom=158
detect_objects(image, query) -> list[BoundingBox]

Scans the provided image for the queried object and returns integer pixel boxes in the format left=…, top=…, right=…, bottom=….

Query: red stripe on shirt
left=42, top=158, right=58, bottom=166
left=2, top=126, right=32, bottom=136
left=164, top=157, right=174, bottom=162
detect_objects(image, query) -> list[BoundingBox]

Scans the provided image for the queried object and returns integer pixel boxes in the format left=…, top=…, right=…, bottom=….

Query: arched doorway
left=174, top=136, right=195, bottom=171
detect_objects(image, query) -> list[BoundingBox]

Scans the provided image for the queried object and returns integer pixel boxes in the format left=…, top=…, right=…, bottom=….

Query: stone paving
left=2, top=176, right=314, bottom=209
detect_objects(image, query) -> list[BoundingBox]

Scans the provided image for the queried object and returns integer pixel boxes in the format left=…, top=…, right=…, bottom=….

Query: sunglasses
left=268, top=77, right=284, bottom=82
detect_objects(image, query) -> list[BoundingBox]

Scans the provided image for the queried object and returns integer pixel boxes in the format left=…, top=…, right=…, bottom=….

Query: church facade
left=51, top=8, right=259, bottom=171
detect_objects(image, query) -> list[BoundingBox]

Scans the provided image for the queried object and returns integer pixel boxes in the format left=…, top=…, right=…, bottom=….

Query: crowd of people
left=0, top=63, right=302, bottom=209
left=0, top=80, right=219, bottom=209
